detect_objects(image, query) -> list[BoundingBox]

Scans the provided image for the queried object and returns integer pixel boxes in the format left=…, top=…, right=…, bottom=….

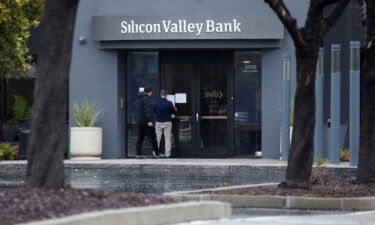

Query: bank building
left=30, top=0, right=360, bottom=159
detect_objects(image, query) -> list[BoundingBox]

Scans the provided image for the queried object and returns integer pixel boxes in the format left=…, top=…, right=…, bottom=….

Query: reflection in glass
left=234, top=52, right=262, bottom=156
left=201, top=119, right=227, bottom=147
left=126, top=52, right=158, bottom=157
left=331, top=45, right=341, bottom=74
left=350, top=42, right=360, bottom=72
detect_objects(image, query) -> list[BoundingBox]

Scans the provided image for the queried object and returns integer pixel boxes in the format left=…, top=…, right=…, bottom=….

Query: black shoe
left=136, top=155, right=144, bottom=159
left=152, top=155, right=160, bottom=159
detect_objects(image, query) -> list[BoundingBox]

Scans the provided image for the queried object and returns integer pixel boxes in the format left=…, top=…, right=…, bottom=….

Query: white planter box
left=70, top=127, right=102, bottom=160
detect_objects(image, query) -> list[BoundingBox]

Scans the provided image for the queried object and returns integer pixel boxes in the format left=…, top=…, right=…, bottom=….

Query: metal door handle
left=201, top=116, right=228, bottom=119
left=175, top=116, right=189, bottom=120
left=196, top=113, right=199, bottom=123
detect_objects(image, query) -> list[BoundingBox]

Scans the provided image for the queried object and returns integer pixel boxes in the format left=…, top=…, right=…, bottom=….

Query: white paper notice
left=175, top=93, right=187, bottom=103
left=167, top=95, right=175, bottom=106
left=139, top=87, right=144, bottom=92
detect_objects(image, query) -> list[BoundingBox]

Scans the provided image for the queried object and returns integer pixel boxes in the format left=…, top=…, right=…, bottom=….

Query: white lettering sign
left=120, top=19, right=242, bottom=36
left=205, top=90, right=223, bottom=99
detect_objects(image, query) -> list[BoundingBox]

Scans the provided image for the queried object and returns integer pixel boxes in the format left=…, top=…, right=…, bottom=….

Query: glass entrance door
left=161, top=58, right=232, bottom=158
left=197, top=62, right=232, bottom=157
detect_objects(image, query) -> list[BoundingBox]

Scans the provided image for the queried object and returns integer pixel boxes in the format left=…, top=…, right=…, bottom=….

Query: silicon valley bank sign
left=121, top=19, right=241, bottom=36
left=92, top=15, right=284, bottom=41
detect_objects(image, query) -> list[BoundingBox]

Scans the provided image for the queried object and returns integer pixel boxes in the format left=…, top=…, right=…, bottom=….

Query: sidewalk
left=178, top=210, right=375, bottom=225
left=65, top=158, right=354, bottom=168
left=0, top=158, right=354, bottom=168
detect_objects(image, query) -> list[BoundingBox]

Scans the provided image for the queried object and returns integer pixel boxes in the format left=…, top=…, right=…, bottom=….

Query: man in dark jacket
left=153, top=89, right=176, bottom=158
left=135, top=86, right=159, bottom=158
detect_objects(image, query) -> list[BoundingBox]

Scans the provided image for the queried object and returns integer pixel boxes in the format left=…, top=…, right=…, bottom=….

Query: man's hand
left=147, top=122, right=153, bottom=127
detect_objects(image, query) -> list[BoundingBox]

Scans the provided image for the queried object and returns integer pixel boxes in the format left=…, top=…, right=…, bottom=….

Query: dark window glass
left=234, top=51, right=262, bottom=156
left=126, top=52, right=158, bottom=157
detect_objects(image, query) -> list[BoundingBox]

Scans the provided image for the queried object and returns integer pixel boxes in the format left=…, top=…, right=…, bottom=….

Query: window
left=126, top=52, right=159, bottom=157
left=234, top=51, right=262, bottom=156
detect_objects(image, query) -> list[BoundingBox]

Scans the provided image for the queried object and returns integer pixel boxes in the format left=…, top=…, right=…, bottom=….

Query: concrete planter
left=70, top=127, right=102, bottom=160
left=21, top=201, right=231, bottom=225
left=164, top=183, right=375, bottom=211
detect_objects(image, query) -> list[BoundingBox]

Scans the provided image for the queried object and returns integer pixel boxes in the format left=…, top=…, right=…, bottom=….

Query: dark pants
left=136, top=124, right=159, bottom=155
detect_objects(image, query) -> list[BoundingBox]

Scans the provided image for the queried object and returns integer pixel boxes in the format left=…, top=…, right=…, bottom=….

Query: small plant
left=276, top=99, right=294, bottom=127
left=64, top=148, right=69, bottom=159
left=7, top=95, right=32, bottom=125
left=73, top=100, right=103, bottom=127
left=311, top=157, right=326, bottom=184
left=340, top=148, right=350, bottom=162
left=290, top=103, right=294, bottom=127
left=0, top=143, right=18, bottom=160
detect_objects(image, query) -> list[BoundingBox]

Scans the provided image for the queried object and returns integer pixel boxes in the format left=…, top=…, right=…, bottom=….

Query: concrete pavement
left=177, top=210, right=375, bottom=225
left=0, top=158, right=354, bottom=168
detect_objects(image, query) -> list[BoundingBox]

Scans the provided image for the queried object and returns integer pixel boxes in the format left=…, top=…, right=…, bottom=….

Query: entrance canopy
left=92, top=14, right=284, bottom=41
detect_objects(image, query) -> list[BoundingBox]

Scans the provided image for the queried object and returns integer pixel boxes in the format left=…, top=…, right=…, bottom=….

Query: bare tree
left=264, top=0, right=349, bottom=188
left=26, top=0, right=79, bottom=188
left=357, top=0, right=375, bottom=183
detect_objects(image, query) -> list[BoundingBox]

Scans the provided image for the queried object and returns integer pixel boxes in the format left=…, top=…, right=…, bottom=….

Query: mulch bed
left=0, top=188, right=178, bottom=225
left=197, top=178, right=375, bottom=198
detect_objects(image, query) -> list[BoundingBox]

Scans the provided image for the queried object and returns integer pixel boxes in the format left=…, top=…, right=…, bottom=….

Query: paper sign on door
left=167, top=95, right=175, bottom=106
left=175, top=93, right=187, bottom=104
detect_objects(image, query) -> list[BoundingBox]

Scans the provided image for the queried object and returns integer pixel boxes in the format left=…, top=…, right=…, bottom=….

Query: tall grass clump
left=73, top=100, right=103, bottom=127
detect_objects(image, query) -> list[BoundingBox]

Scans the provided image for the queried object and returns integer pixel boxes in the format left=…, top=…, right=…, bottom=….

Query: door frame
left=159, top=51, right=234, bottom=158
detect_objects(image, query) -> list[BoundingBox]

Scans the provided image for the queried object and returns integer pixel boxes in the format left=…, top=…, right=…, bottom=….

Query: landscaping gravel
left=0, top=187, right=178, bottom=225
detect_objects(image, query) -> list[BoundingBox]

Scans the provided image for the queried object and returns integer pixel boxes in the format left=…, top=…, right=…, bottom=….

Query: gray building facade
left=68, top=0, right=361, bottom=159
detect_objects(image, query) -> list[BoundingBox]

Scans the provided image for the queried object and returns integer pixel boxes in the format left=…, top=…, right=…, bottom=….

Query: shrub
left=0, top=143, right=18, bottom=160
left=64, top=148, right=69, bottom=159
left=340, top=148, right=350, bottom=162
left=290, top=103, right=294, bottom=127
left=7, top=95, right=32, bottom=125
left=73, top=100, right=103, bottom=127
left=311, top=157, right=326, bottom=184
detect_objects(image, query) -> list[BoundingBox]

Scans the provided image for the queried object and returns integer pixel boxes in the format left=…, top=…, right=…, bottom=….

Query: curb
left=20, top=201, right=231, bottom=225
left=163, top=183, right=375, bottom=211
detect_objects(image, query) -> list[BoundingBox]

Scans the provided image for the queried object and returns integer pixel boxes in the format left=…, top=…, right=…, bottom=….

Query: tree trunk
left=282, top=45, right=319, bottom=188
left=264, top=0, right=349, bottom=188
left=358, top=49, right=375, bottom=183
left=26, top=0, right=79, bottom=188
left=0, top=77, right=6, bottom=141
left=357, top=0, right=375, bottom=182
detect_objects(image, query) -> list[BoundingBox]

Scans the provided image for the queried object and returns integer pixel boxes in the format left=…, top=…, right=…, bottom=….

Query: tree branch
left=320, top=0, right=350, bottom=35
left=264, top=0, right=305, bottom=47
